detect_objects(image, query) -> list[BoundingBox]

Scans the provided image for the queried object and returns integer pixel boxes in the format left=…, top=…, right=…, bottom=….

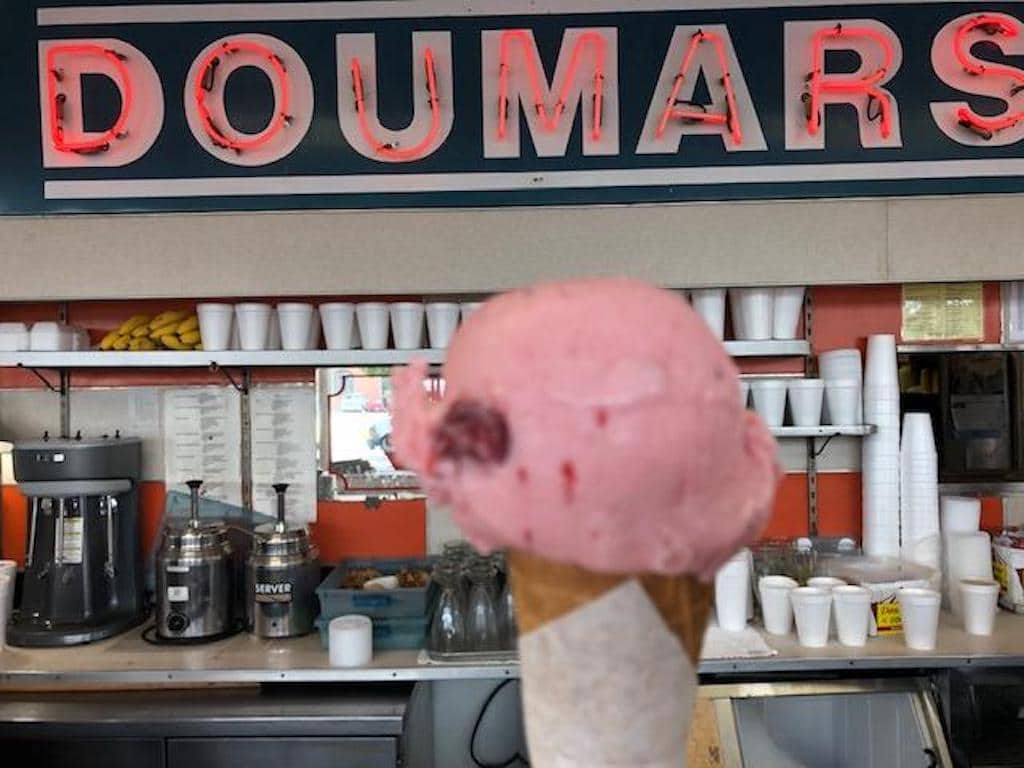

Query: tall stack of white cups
left=862, top=335, right=901, bottom=558
left=940, top=496, right=982, bottom=608
left=900, top=413, right=941, bottom=572
left=714, top=549, right=750, bottom=632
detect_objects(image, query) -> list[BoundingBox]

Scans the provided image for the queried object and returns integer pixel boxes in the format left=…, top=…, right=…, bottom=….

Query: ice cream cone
left=508, top=549, right=713, bottom=767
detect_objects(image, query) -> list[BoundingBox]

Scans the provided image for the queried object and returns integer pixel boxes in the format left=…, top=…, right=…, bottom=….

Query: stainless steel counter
left=2, top=612, right=1022, bottom=687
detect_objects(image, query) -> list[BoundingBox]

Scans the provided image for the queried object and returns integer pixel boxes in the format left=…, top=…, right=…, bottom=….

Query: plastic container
left=235, top=303, right=272, bottom=351
left=317, top=614, right=428, bottom=651
left=356, top=303, right=390, bottom=350
left=277, top=302, right=315, bottom=351
left=790, top=587, right=832, bottom=647
left=897, top=587, right=941, bottom=650
left=317, top=558, right=437, bottom=619
left=390, top=302, right=425, bottom=350
left=960, top=579, right=999, bottom=636
left=426, top=302, right=460, bottom=349
left=0, top=323, right=29, bottom=352
left=320, top=303, right=357, bottom=350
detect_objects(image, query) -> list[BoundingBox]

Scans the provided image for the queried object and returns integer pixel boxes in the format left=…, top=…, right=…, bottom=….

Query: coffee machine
left=9, top=436, right=146, bottom=646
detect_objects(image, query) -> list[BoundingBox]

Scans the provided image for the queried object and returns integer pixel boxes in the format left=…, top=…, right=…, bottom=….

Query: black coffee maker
left=8, top=435, right=146, bottom=646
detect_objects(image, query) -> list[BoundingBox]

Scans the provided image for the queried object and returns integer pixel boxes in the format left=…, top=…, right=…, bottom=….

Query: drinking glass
left=429, top=563, right=466, bottom=654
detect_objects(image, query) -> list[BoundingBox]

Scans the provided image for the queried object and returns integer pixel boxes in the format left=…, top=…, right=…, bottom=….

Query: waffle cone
left=507, top=549, right=713, bottom=665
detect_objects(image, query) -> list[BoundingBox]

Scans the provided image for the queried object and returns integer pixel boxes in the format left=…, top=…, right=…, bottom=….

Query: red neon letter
left=46, top=45, right=132, bottom=154
left=954, top=15, right=1024, bottom=139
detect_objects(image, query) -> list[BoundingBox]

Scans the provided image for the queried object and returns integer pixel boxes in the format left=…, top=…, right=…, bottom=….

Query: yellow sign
left=875, top=600, right=903, bottom=634
left=902, top=283, right=984, bottom=341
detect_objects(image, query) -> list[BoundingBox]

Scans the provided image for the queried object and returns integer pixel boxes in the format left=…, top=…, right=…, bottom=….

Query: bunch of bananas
left=99, top=311, right=202, bottom=352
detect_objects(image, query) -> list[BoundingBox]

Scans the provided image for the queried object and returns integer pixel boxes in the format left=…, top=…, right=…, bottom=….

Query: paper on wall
left=902, top=282, right=984, bottom=341
left=162, top=387, right=242, bottom=505
left=251, top=385, right=317, bottom=524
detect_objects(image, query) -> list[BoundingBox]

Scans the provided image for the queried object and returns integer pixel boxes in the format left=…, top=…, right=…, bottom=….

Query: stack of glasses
left=862, top=335, right=901, bottom=558
left=900, top=413, right=941, bottom=571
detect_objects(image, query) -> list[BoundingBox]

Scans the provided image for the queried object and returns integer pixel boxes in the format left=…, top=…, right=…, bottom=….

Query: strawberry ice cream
left=392, top=277, right=778, bottom=579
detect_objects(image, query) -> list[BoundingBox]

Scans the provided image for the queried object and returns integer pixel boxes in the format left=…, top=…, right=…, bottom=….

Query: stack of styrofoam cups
left=356, top=302, right=390, bottom=350
left=196, top=303, right=235, bottom=351
left=960, top=579, right=1000, bottom=636
left=948, top=531, right=994, bottom=616
left=320, top=303, right=357, bottom=350
left=277, top=302, right=315, bottom=351
left=714, top=549, right=750, bottom=632
left=788, top=378, right=825, bottom=427
left=819, top=348, right=863, bottom=424
left=832, top=585, right=872, bottom=647
left=897, top=588, right=942, bottom=651
left=425, top=302, right=460, bottom=349
left=862, top=335, right=901, bottom=559
left=0, top=559, right=14, bottom=649
left=940, top=496, right=982, bottom=608
left=790, top=587, right=832, bottom=647
left=750, top=379, right=787, bottom=428
left=236, top=303, right=272, bottom=351
left=758, top=575, right=798, bottom=635
left=773, top=286, right=805, bottom=340
left=329, top=615, right=373, bottom=667
left=690, top=289, right=726, bottom=340
left=900, top=413, right=941, bottom=572
left=391, top=302, right=425, bottom=350
left=730, top=288, right=774, bottom=341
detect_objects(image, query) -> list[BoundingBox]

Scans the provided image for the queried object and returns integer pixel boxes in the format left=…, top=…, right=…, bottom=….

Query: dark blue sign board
left=4, top=0, right=1024, bottom=214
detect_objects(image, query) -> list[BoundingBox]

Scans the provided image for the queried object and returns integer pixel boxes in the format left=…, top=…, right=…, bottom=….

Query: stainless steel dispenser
left=247, top=483, right=320, bottom=638
left=155, top=480, right=235, bottom=640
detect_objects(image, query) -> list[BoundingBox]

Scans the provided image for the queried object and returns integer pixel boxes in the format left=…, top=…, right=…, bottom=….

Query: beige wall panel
left=0, top=198, right=887, bottom=299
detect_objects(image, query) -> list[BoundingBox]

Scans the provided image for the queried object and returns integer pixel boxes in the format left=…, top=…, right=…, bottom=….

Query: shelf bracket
left=18, top=364, right=61, bottom=393
left=208, top=363, right=249, bottom=394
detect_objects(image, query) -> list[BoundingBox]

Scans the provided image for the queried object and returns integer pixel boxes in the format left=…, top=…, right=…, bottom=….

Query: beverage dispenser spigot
left=187, top=479, right=203, bottom=529
left=273, top=483, right=289, bottom=533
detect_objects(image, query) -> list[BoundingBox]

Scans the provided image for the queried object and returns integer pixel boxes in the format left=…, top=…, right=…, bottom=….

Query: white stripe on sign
left=37, top=0, right=967, bottom=26
left=43, top=159, right=1024, bottom=199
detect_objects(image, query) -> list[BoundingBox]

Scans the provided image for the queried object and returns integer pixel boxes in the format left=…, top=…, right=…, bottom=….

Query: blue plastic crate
left=315, top=614, right=429, bottom=651
left=316, top=557, right=437, bottom=620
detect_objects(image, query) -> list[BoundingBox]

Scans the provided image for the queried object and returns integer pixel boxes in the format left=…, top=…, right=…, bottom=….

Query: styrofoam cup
left=0, top=559, right=15, bottom=624
left=960, top=579, right=1000, bottom=636
left=787, top=379, right=825, bottom=427
left=773, top=286, right=805, bottom=340
left=329, top=615, right=373, bottom=667
left=865, top=334, right=899, bottom=389
left=460, top=302, right=483, bottom=322
left=807, top=576, right=847, bottom=591
left=714, top=549, right=750, bottom=632
left=320, top=303, right=357, bottom=351
left=426, top=302, right=460, bottom=349
left=390, top=302, right=425, bottom=350
left=356, top=303, right=390, bottom=350
left=758, top=575, right=798, bottom=636
left=739, top=379, right=750, bottom=409
left=276, top=302, right=314, bottom=351
left=691, top=289, right=726, bottom=340
left=0, top=571, right=11, bottom=648
left=825, top=379, right=861, bottom=426
left=790, top=587, right=832, bottom=648
left=948, top=531, right=994, bottom=615
left=832, top=585, right=871, bottom=647
left=941, top=496, right=981, bottom=534
left=196, top=303, right=234, bottom=352
left=731, top=288, right=774, bottom=341
left=897, top=588, right=942, bottom=650
left=750, top=379, right=787, bottom=427
left=235, top=303, right=272, bottom=351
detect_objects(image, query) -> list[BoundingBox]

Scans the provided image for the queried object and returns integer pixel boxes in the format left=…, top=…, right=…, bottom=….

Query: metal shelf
left=724, top=340, right=810, bottom=357
left=897, top=343, right=1010, bottom=354
left=771, top=425, right=876, bottom=438
left=0, top=349, right=447, bottom=368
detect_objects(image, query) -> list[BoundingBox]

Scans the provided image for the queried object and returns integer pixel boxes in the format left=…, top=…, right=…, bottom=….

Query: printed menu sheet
left=902, top=283, right=984, bottom=341
left=251, top=385, right=318, bottom=524
left=162, top=387, right=242, bottom=505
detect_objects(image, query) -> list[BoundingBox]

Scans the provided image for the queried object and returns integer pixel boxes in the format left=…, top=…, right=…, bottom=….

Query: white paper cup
left=390, top=302, right=425, bottom=350
left=460, top=302, right=483, bottom=322
left=730, top=288, right=774, bottom=341
left=714, top=549, right=750, bottom=632
left=750, top=379, right=787, bottom=427
left=897, top=588, right=942, bottom=650
left=276, top=302, right=314, bottom=351
left=960, top=579, right=1000, bottom=636
left=787, top=379, right=825, bottom=427
left=196, top=303, right=234, bottom=352
left=235, top=303, right=272, bottom=351
left=739, top=379, right=750, bottom=409
left=825, top=379, right=861, bottom=426
left=426, top=302, right=460, bottom=349
left=356, top=302, right=390, bottom=350
left=832, top=585, right=872, bottom=647
left=320, top=303, right=356, bottom=350
left=790, top=587, right=832, bottom=648
left=772, top=286, right=805, bottom=340
left=691, top=289, right=726, bottom=340
left=329, top=615, right=373, bottom=667
left=758, top=575, right=798, bottom=635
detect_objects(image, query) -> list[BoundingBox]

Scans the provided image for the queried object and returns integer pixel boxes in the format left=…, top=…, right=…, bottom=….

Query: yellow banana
left=99, top=329, right=122, bottom=351
left=112, top=335, right=132, bottom=351
left=160, top=334, right=190, bottom=350
left=129, top=337, right=157, bottom=351
left=131, top=324, right=152, bottom=338
left=176, top=315, right=199, bottom=334
left=115, top=314, right=150, bottom=337
left=149, top=322, right=180, bottom=340
left=149, top=310, right=187, bottom=330
left=180, top=330, right=201, bottom=346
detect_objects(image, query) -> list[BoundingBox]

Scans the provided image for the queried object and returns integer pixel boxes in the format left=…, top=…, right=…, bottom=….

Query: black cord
left=470, top=678, right=530, bottom=768
left=141, top=619, right=245, bottom=646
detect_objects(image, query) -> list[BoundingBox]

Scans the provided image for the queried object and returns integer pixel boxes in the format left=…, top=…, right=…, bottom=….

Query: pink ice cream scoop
left=392, top=278, right=779, bottom=579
